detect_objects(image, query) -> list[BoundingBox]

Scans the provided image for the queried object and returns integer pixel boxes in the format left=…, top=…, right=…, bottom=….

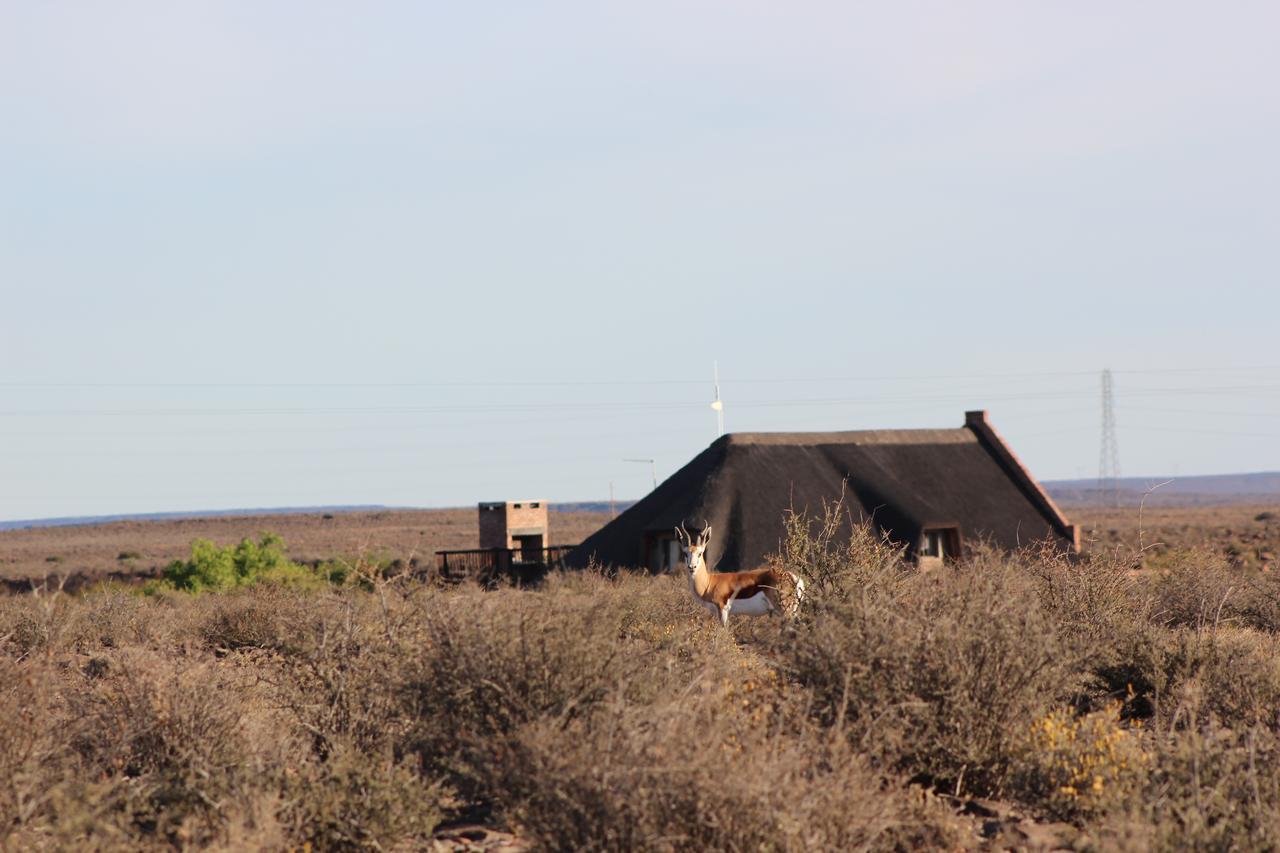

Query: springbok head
left=674, top=521, right=712, bottom=573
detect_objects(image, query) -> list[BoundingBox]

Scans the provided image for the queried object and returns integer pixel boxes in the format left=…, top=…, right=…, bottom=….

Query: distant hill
left=1043, top=472, right=1280, bottom=507
left=0, top=501, right=625, bottom=533
left=0, top=505, right=394, bottom=532
left=551, top=501, right=636, bottom=515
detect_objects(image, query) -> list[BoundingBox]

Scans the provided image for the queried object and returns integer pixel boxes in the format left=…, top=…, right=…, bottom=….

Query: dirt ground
left=1067, top=502, right=1280, bottom=570
left=0, top=507, right=613, bottom=584
left=4, top=501, right=1278, bottom=589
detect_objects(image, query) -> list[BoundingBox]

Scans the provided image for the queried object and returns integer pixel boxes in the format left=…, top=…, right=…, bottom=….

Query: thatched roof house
left=567, top=410, right=1078, bottom=573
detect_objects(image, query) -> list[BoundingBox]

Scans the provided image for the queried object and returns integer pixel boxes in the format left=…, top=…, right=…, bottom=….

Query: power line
left=0, top=428, right=701, bottom=458
left=1120, top=424, right=1280, bottom=439
left=2, top=364, right=1278, bottom=390
left=5, top=381, right=1280, bottom=418
left=5, top=447, right=693, bottom=478
left=1117, top=406, right=1280, bottom=419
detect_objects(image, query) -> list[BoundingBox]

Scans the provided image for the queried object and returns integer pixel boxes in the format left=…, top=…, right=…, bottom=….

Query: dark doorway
left=513, top=533, right=544, bottom=563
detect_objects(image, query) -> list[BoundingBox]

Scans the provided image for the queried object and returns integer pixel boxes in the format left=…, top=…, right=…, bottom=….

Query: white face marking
left=684, top=541, right=706, bottom=573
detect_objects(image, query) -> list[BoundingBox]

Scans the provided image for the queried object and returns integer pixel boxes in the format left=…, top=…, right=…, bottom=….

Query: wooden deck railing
left=433, top=545, right=576, bottom=585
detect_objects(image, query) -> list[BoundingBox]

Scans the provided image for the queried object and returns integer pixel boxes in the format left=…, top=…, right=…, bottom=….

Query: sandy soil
left=5, top=500, right=1278, bottom=587
left=1066, top=502, right=1280, bottom=568
left=0, top=507, right=613, bottom=583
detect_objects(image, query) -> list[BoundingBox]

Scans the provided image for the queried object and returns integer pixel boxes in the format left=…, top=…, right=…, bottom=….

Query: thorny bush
left=5, top=513, right=1280, bottom=849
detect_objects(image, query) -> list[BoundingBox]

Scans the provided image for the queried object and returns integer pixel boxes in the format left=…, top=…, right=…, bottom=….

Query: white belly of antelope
left=698, top=590, right=775, bottom=618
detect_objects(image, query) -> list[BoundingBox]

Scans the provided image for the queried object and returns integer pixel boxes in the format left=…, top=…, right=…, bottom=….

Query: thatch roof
left=566, top=410, right=1078, bottom=571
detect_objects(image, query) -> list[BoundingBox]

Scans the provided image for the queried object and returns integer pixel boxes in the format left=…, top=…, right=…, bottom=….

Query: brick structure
left=478, top=500, right=549, bottom=560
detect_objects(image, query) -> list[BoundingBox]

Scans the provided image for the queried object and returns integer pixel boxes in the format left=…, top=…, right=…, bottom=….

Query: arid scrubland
left=0, top=508, right=614, bottom=583
left=6, top=514, right=1280, bottom=850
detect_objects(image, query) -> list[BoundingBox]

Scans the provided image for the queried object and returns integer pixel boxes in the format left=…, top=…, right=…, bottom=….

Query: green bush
left=150, top=534, right=323, bottom=594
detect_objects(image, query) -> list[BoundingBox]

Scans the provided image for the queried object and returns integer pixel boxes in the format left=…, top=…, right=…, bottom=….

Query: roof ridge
left=721, top=427, right=975, bottom=447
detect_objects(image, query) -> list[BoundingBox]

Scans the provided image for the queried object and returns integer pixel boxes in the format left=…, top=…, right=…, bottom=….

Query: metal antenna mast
left=710, top=361, right=724, bottom=437
left=1097, top=368, right=1121, bottom=507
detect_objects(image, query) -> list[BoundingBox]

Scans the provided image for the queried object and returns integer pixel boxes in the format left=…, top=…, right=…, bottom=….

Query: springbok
left=675, top=523, right=805, bottom=626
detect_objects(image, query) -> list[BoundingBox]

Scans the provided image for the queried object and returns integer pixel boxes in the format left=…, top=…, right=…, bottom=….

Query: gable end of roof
left=965, top=410, right=1080, bottom=551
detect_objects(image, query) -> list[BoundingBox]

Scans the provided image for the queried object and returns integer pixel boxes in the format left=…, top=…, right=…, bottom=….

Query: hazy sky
left=2, top=2, right=1278, bottom=521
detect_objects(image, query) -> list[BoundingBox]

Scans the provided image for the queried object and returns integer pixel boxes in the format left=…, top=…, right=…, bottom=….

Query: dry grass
left=0, top=506, right=612, bottom=582
left=1077, top=503, right=1280, bottom=571
left=6, top=507, right=1280, bottom=849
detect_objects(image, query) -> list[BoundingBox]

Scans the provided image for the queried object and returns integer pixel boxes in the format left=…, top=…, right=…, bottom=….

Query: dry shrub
left=3, top=586, right=181, bottom=660
left=1232, top=569, right=1280, bottom=633
left=280, top=739, right=444, bottom=850
left=1088, top=618, right=1173, bottom=720
left=487, top=689, right=961, bottom=852
left=1089, top=620, right=1280, bottom=733
left=0, top=586, right=70, bottom=658
left=13, top=514, right=1280, bottom=850
left=0, top=658, right=70, bottom=843
left=1157, top=627, right=1280, bottom=732
left=1143, top=548, right=1243, bottom=630
left=198, top=586, right=315, bottom=653
left=399, top=579, right=734, bottom=795
left=278, top=594, right=420, bottom=760
left=1020, top=544, right=1143, bottom=641
left=257, top=584, right=452, bottom=850
left=64, top=589, right=155, bottom=652
left=1097, top=724, right=1280, bottom=850
left=63, top=653, right=261, bottom=846
left=773, top=498, right=909, bottom=605
left=778, top=562, right=1082, bottom=797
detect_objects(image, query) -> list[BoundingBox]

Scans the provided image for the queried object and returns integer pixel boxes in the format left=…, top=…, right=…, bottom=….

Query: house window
left=920, top=529, right=945, bottom=560
left=642, top=532, right=683, bottom=573
left=919, top=526, right=960, bottom=564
